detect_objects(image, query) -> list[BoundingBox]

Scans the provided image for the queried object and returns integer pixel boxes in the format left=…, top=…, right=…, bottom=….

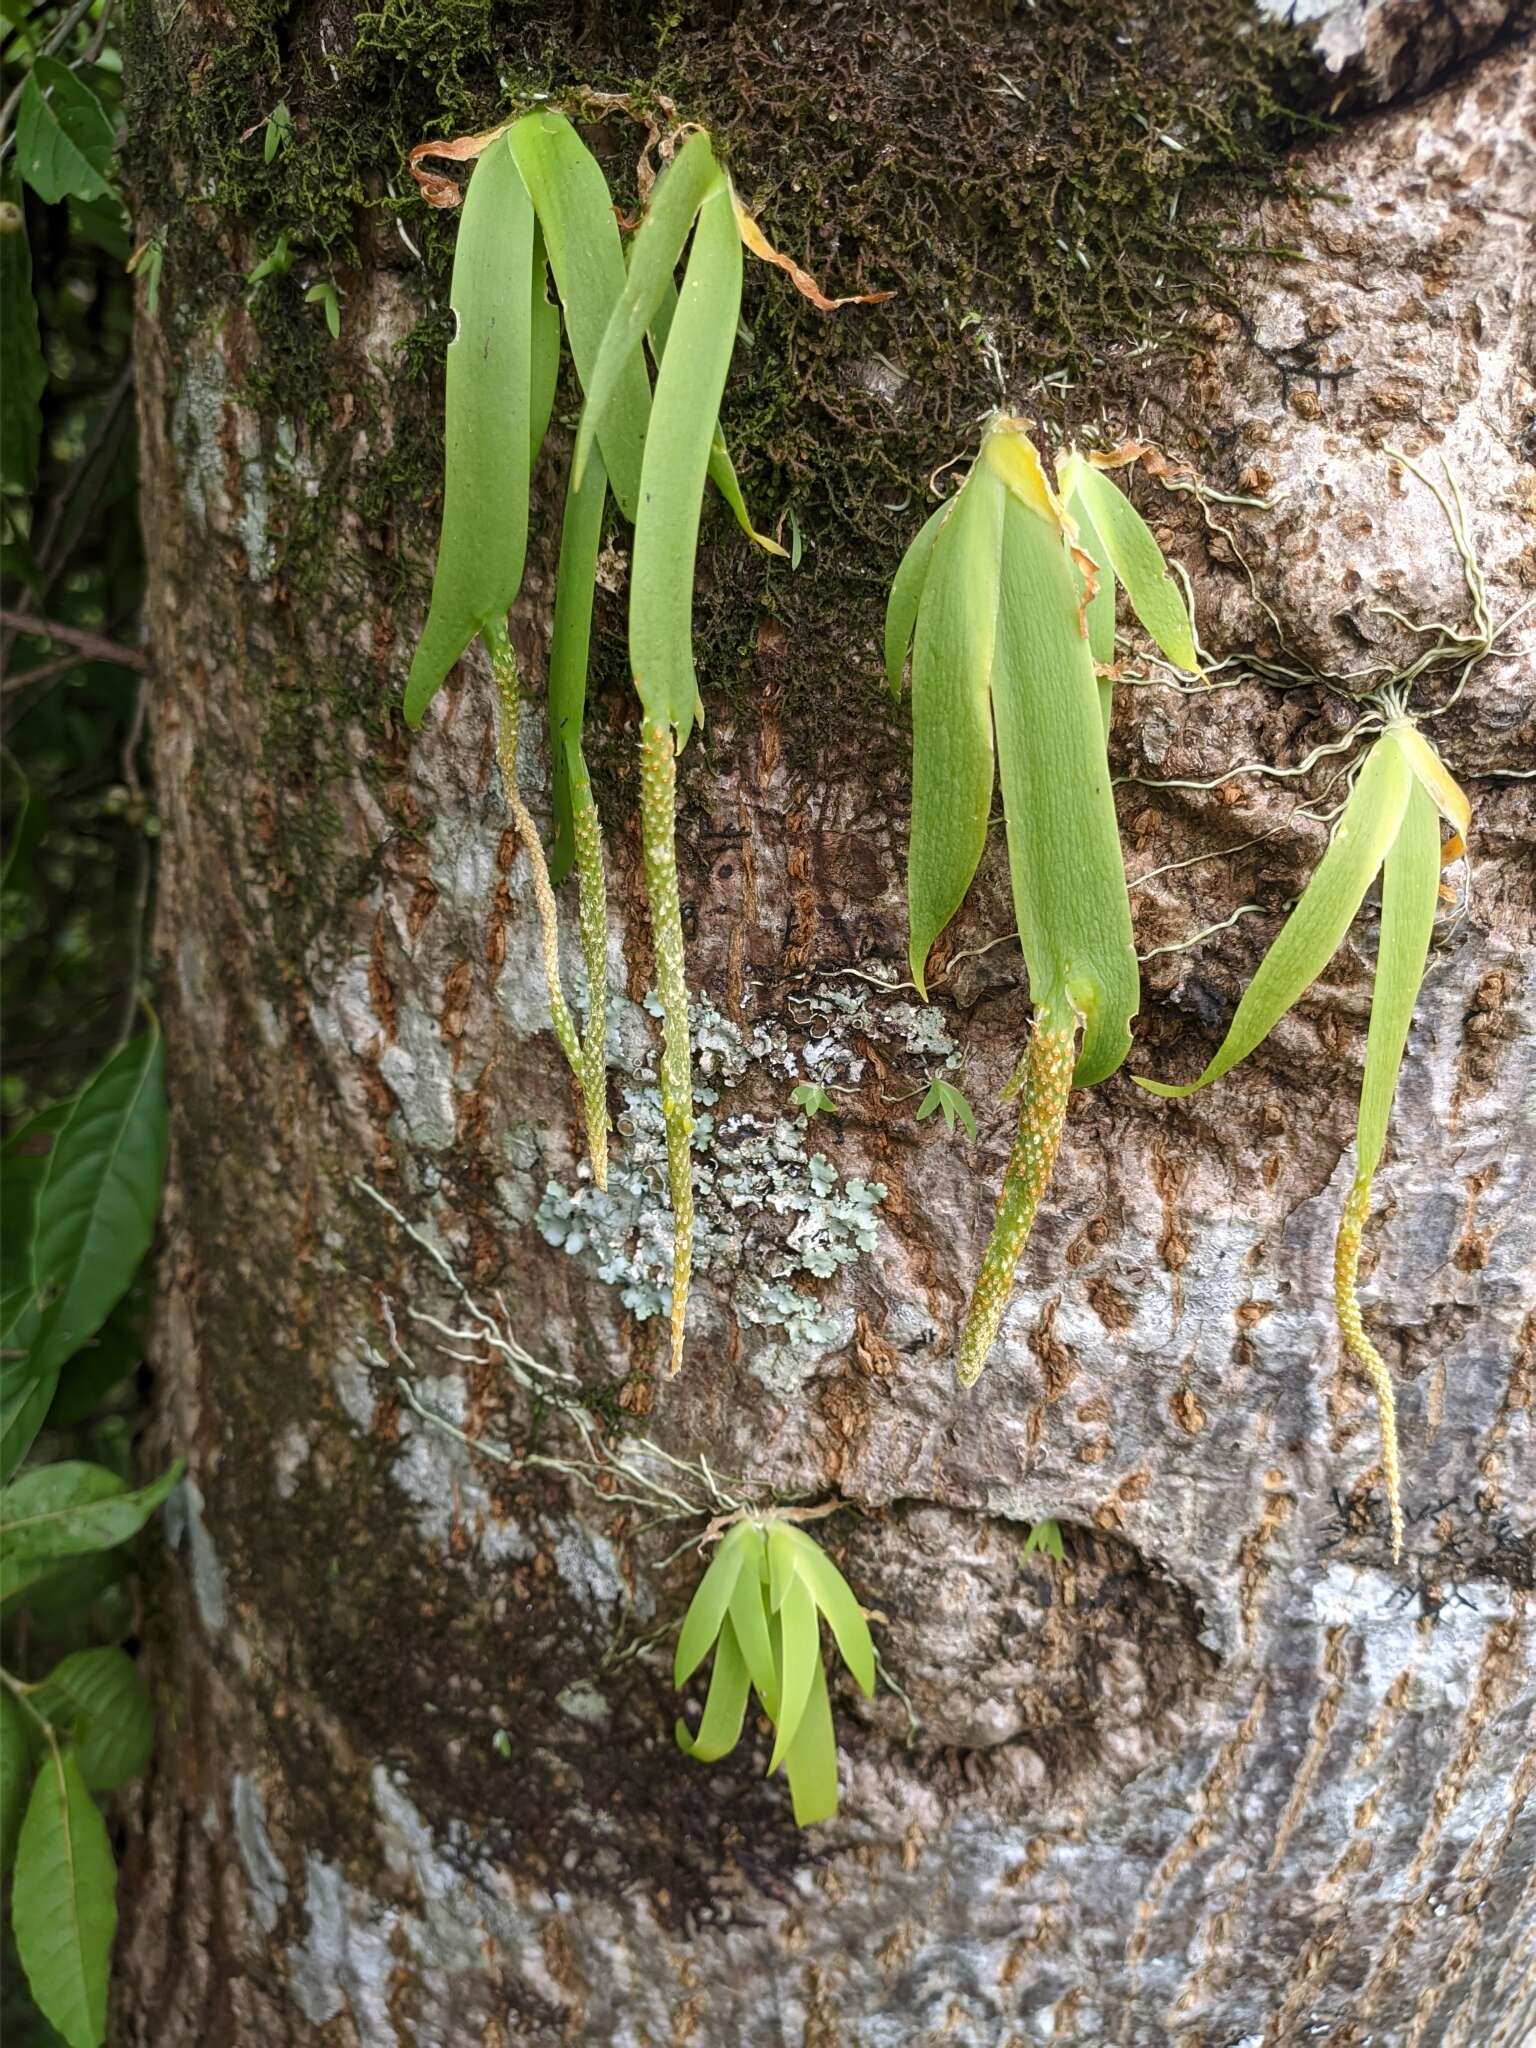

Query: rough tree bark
left=116, top=3, right=1533, bottom=2043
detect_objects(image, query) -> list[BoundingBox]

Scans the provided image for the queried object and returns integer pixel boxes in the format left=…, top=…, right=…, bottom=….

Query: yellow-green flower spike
left=639, top=720, right=695, bottom=1376
left=1334, top=1178, right=1404, bottom=1561
left=957, top=1019, right=1076, bottom=1387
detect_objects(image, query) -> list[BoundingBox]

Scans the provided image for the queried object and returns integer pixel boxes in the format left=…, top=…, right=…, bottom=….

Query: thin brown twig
left=0, top=608, right=148, bottom=672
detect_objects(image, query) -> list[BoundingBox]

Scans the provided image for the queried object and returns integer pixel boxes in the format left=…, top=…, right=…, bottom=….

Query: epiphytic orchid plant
left=673, top=1517, right=876, bottom=1826
left=1137, top=717, right=1468, bottom=1557
left=887, top=419, right=1199, bottom=1385
left=403, top=111, right=886, bottom=1374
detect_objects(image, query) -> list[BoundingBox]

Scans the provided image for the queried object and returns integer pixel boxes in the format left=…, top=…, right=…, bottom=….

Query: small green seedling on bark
left=1136, top=719, right=1467, bottom=1559
left=1021, top=1518, right=1065, bottom=1563
left=790, top=1082, right=838, bottom=1121
left=887, top=418, right=1198, bottom=1386
left=673, top=1518, right=876, bottom=1826
left=916, top=1076, right=977, bottom=1142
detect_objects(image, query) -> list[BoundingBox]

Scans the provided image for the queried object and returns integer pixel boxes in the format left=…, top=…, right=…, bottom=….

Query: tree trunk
left=117, top=4, right=1534, bottom=2042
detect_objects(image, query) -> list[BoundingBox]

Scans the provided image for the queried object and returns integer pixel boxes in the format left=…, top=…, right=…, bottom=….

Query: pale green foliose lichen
left=534, top=989, right=950, bottom=1347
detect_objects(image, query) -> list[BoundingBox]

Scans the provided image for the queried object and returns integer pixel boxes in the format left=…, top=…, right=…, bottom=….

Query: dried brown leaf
left=730, top=191, right=894, bottom=312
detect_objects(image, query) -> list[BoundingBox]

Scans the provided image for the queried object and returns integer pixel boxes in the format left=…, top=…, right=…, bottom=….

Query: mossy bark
left=117, top=4, right=1535, bottom=2043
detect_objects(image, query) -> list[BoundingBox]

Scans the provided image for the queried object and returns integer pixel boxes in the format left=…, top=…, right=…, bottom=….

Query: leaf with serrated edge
left=573, top=130, right=719, bottom=495
left=628, top=178, right=741, bottom=745
left=13, top=1746, right=117, bottom=2048
left=766, top=1542, right=819, bottom=1771
left=1356, top=767, right=1439, bottom=1182
left=673, top=1522, right=751, bottom=1687
left=674, top=1615, right=750, bottom=1762
left=989, top=430, right=1138, bottom=1086
left=508, top=113, right=650, bottom=521
left=1136, top=733, right=1412, bottom=1098
left=781, top=1651, right=839, bottom=1825
left=885, top=500, right=948, bottom=700
left=906, top=459, right=1004, bottom=995
left=781, top=1527, right=874, bottom=1696
left=31, top=1648, right=153, bottom=1793
left=1060, top=453, right=1200, bottom=674
left=403, top=138, right=533, bottom=726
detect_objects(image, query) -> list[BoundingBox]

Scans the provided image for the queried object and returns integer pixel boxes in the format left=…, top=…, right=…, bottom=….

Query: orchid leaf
left=507, top=112, right=649, bottom=520
left=674, top=1615, right=751, bottom=1762
left=766, top=1557, right=819, bottom=1771
left=1356, top=766, right=1439, bottom=1181
left=781, top=1650, right=839, bottom=1826
left=906, top=455, right=1004, bottom=996
left=884, top=499, right=947, bottom=700
left=727, top=1546, right=779, bottom=1716
left=781, top=1526, right=875, bottom=1697
left=650, top=275, right=785, bottom=556
left=672, top=1522, right=750, bottom=1687
left=547, top=445, right=608, bottom=885
left=573, top=129, right=720, bottom=495
left=987, top=429, right=1137, bottom=1087
left=1063, top=483, right=1116, bottom=736
left=1391, top=719, right=1470, bottom=839
left=1060, top=453, right=1200, bottom=674
left=1136, top=732, right=1413, bottom=1097
left=916, top=1075, right=977, bottom=1142
left=404, top=137, right=533, bottom=726
left=528, top=224, right=560, bottom=469
left=628, top=176, right=742, bottom=747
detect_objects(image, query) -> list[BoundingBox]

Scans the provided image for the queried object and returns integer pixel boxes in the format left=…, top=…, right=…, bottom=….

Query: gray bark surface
left=119, top=9, right=1534, bottom=2045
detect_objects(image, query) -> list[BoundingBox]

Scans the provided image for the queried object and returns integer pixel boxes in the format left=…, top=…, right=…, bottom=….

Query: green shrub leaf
left=15, top=58, right=115, bottom=206
left=0, top=1459, right=182, bottom=1600
left=0, top=1688, right=34, bottom=1876
left=1, top=178, right=47, bottom=492
left=12, top=1745, right=117, bottom=2048
left=27, top=1029, right=166, bottom=1384
left=0, top=1362, right=58, bottom=1488
left=31, top=1650, right=153, bottom=1793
